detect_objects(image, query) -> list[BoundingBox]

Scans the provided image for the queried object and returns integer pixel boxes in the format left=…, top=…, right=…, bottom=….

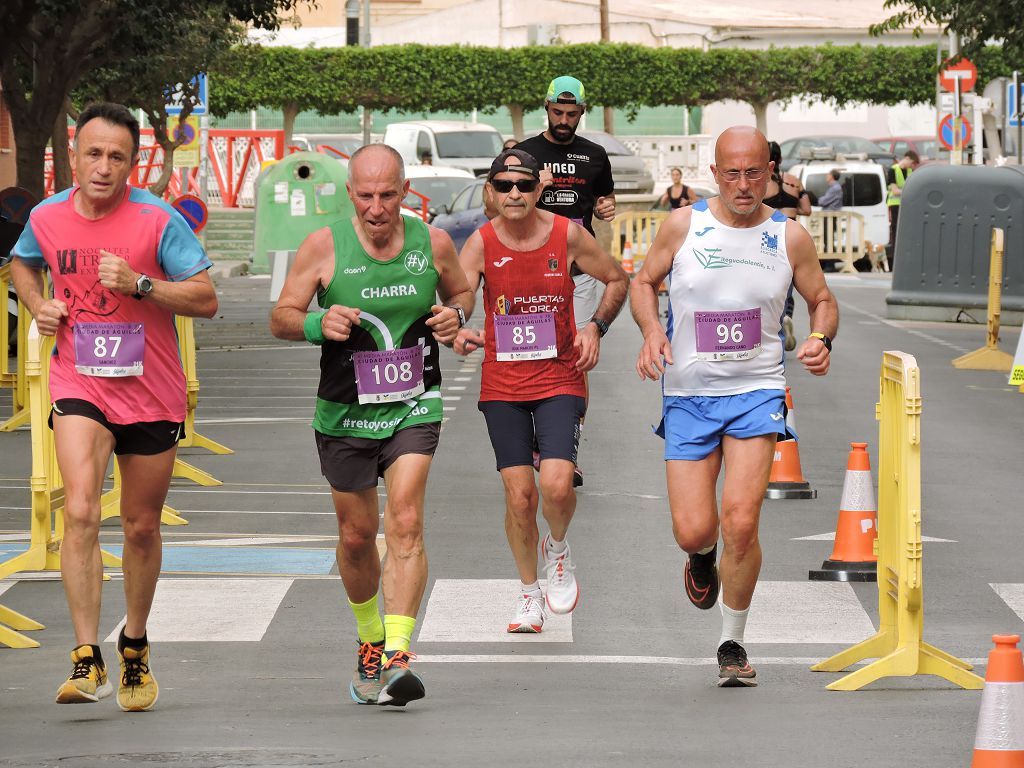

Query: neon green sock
left=383, top=614, right=417, bottom=655
left=348, top=595, right=385, bottom=644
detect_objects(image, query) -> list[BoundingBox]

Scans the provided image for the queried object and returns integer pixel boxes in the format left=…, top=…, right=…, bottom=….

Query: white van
left=789, top=158, right=889, bottom=246
left=383, top=121, right=503, bottom=177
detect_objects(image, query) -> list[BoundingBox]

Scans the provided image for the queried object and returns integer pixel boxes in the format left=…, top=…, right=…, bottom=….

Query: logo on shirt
left=566, top=153, right=590, bottom=162
left=693, top=247, right=730, bottom=270
left=56, top=249, right=77, bottom=275
left=495, top=295, right=510, bottom=315
left=770, top=412, right=784, bottom=422
left=542, top=189, right=578, bottom=207
left=404, top=250, right=428, bottom=275
left=695, top=226, right=715, bottom=237
left=493, top=257, right=513, bottom=268
left=547, top=162, right=576, bottom=174
left=760, top=232, right=779, bottom=257
left=548, top=257, right=559, bottom=271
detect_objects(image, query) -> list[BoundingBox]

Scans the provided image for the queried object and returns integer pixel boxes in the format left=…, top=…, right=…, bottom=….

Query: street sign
left=940, top=58, right=977, bottom=93
left=1009, top=82, right=1024, bottom=128
left=165, top=73, right=208, bottom=116
left=0, top=186, right=39, bottom=226
left=938, top=113, right=972, bottom=150
left=169, top=115, right=201, bottom=168
left=172, top=194, right=208, bottom=233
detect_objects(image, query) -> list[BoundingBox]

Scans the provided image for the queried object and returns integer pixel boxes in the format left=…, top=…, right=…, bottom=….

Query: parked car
left=431, top=179, right=487, bottom=250
left=577, top=130, right=655, bottom=193
left=872, top=136, right=949, bottom=163
left=384, top=121, right=503, bottom=177
left=401, top=164, right=475, bottom=222
left=777, top=135, right=895, bottom=172
left=788, top=159, right=889, bottom=247
left=291, top=133, right=363, bottom=160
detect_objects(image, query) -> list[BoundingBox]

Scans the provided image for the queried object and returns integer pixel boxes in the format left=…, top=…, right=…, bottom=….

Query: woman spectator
left=657, top=167, right=697, bottom=209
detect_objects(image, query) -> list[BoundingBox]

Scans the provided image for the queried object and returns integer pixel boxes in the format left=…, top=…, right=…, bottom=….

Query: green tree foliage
left=0, top=0, right=308, bottom=198
left=871, top=0, right=1024, bottom=62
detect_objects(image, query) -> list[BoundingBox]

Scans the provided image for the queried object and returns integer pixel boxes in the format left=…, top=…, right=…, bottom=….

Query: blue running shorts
left=655, top=389, right=790, bottom=461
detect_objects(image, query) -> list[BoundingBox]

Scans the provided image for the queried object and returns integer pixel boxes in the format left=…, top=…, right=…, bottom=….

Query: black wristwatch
left=446, top=305, right=466, bottom=328
left=808, top=332, right=832, bottom=352
left=133, top=274, right=154, bottom=300
left=589, top=317, right=610, bottom=337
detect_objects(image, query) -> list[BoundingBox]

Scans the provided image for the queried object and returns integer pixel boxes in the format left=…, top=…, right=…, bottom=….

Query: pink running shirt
left=12, top=186, right=212, bottom=424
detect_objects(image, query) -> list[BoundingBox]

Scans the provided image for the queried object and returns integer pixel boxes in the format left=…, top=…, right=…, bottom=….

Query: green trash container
left=252, top=151, right=354, bottom=274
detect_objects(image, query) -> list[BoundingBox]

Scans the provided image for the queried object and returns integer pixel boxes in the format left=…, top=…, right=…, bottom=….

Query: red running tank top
left=479, top=215, right=585, bottom=402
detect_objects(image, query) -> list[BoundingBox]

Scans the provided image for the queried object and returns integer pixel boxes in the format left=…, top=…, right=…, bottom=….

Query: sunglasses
left=490, top=178, right=539, bottom=194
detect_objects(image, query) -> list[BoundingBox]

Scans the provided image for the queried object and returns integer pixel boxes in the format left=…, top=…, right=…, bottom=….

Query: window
left=434, top=131, right=503, bottom=159
left=448, top=184, right=473, bottom=213
left=416, top=131, right=432, bottom=160
left=469, top=181, right=484, bottom=209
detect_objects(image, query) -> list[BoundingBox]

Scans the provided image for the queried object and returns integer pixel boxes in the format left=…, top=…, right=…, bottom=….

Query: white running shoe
left=508, top=592, right=545, bottom=633
left=542, top=536, right=579, bottom=614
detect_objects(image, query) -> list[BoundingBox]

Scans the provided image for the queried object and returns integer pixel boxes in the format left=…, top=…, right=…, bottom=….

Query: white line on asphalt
left=445, top=386, right=467, bottom=391
left=414, top=654, right=988, bottom=666
left=793, top=532, right=957, bottom=543
left=839, top=301, right=971, bottom=354
left=195, top=417, right=311, bottom=424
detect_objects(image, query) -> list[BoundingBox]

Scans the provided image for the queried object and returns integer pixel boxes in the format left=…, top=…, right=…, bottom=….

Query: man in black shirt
left=516, top=75, right=616, bottom=487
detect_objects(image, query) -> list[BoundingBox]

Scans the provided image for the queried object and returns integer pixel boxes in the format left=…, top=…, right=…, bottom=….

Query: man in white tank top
left=629, top=127, right=838, bottom=688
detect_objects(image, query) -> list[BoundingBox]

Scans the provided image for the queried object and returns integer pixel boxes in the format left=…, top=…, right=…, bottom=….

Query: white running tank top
left=663, top=201, right=793, bottom=396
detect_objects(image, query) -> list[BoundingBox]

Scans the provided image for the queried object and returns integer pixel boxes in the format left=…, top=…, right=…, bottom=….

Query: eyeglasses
left=718, top=168, right=767, bottom=182
left=490, top=178, right=539, bottom=193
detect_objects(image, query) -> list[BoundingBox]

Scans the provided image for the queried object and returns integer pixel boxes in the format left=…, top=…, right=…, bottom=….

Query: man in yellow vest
left=886, top=150, right=919, bottom=266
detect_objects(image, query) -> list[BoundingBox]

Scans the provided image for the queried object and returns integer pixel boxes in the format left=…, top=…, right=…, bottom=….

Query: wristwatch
left=589, top=317, right=610, bottom=337
left=808, top=332, right=832, bottom=352
left=446, top=305, right=466, bottom=328
left=133, top=274, right=154, bottom=300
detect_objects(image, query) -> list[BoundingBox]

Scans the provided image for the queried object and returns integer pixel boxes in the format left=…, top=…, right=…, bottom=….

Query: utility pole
left=361, top=0, right=372, bottom=146
left=600, top=0, right=613, bottom=134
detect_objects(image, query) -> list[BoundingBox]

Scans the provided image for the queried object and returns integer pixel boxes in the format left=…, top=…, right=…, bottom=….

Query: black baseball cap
left=487, top=148, right=541, bottom=181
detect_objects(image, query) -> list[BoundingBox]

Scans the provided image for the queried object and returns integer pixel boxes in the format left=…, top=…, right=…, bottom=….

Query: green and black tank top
left=313, top=216, right=443, bottom=439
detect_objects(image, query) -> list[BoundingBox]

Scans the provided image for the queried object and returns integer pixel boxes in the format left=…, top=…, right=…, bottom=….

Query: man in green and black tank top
left=271, top=145, right=473, bottom=707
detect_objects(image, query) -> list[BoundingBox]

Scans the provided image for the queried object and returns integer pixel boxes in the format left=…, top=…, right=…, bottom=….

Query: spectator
left=817, top=169, right=843, bottom=211
left=886, top=150, right=919, bottom=266
left=502, top=138, right=518, bottom=150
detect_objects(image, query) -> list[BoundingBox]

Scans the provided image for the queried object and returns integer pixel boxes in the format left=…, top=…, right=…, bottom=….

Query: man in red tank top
left=455, top=149, right=628, bottom=633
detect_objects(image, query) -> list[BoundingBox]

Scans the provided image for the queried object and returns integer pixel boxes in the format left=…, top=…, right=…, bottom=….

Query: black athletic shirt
left=515, top=133, right=614, bottom=236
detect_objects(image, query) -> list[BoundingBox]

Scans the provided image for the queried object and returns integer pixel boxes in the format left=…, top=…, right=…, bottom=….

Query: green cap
left=546, top=75, right=586, bottom=106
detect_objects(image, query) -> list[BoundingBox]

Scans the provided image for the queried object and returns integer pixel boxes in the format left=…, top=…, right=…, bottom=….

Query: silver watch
left=134, top=274, right=154, bottom=299
left=447, top=305, right=466, bottom=328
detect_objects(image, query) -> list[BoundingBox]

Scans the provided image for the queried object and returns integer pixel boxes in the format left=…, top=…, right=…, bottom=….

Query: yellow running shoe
left=55, top=645, right=113, bottom=703
left=117, top=645, right=159, bottom=712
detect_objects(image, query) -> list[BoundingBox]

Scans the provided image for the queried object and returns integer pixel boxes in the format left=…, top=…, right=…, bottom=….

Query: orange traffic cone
left=764, top=387, right=816, bottom=499
left=621, top=241, right=634, bottom=274
left=808, top=442, right=878, bottom=582
left=971, top=634, right=1024, bottom=767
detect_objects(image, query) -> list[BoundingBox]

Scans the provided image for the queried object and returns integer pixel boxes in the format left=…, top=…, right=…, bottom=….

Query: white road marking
left=104, top=578, right=294, bottom=642
left=792, top=532, right=956, bottom=543
left=744, top=581, right=875, bottom=644
left=445, top=386, right=467, bottom=391
left=0, top=581, right=13, bottom=598
left=991, top=584, right=1024, bottom=623
left=419, top=579, right=572, bottom=643
left=415, top=654, right=988, bottom=666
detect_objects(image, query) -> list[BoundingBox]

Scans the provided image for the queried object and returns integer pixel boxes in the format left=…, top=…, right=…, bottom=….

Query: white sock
left=719, top=601, right=749, bottom=648
left=697, top=543, right=716, bottom=556
left=521, top=581, right=542, bottom=597
left=545, top=535, right=567, bottom=555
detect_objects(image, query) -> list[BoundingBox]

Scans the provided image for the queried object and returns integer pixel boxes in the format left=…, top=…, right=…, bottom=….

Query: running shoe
left=508, top=592, right=545, bottom=633
left=542, top=536, right=579, bottom=614
left=782, top=315, right=797, bottom=352
left=378, top=651, right=425, bottom=707
left=55, top=645, right=112, bottom=704
left=684, top=545, right=719, bottom=610
left=573, top=466, right=584, bottom=487
left=350, top=640, right=385, bottom=704
left=117, top=644, right=159, bottom=712
left=717, top=640, right=757, bottom=687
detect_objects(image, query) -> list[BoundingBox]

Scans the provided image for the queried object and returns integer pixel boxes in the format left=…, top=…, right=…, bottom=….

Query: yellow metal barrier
left=953, top=229, right=1014, bottom=372
left=610, top=211, right=669, bottom=270
left=811, top=351, right=984, bottom=690
left=801, top=211, right=864, bottom=274
left=0, top=263, right=30, bottom=431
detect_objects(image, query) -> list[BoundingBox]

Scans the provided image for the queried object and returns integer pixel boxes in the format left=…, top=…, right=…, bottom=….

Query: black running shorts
left=49, top=398, right=185, bottom=456
left=314, top=422, right=441, bottom=493
left=478, top=395, right=586, bottom=471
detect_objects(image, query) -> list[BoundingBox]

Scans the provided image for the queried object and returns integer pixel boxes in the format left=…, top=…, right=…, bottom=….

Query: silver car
left=578, top=130, right=655, bottom=194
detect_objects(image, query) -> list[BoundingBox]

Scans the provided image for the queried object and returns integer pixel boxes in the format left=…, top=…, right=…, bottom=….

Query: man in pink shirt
left=10, top=102, right=217, bottom=711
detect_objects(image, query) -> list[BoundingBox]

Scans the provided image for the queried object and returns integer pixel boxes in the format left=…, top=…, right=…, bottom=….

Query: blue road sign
left=938, top=113, right=971, bottom=150
left=172, top=194, right=208, bottom=233
left=1009, top=83, right=1024, bottom=127
left=166, top=73, right=208, bottom=116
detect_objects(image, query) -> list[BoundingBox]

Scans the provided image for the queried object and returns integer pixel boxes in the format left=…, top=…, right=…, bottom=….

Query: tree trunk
left=146, top=109, right=186, bottom=198
left=51, top=106, right=73, bottom=193
left=508, top=104, right=524, bottom=140
left=283, top=103, right=299, bottom=148
left=603, top=107, right=615, bottom=134
left=752, top=101, right=769, bottom=136
left=600, top=0, right=613, bottom=134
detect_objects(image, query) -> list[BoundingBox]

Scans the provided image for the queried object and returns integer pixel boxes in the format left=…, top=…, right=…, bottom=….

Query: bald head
left=349, top=143, right=405, bottom=184
left=715, top=126, right=770, bottom=166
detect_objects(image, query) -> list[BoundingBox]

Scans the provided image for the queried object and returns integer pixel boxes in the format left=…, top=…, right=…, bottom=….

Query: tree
left=0, top=0, right=307, bottom=199
left=871, top=0, right=1024, bottom=61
